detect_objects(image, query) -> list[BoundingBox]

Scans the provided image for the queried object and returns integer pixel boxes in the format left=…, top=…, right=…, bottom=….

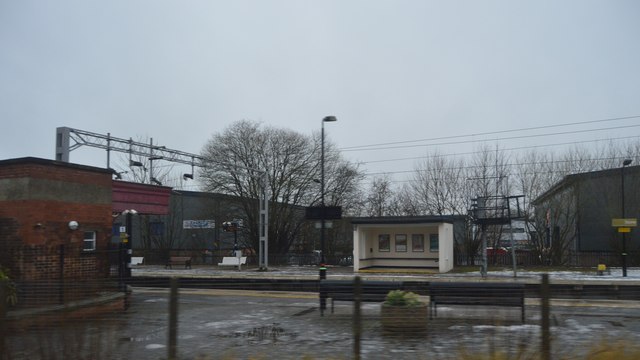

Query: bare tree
left=388, top=183, right=423, bottom=216
left=529, top=189, right=578, bottom=266
left=111, top=136, right=176, bottom=186
left=363, top=175, right=395, bottom=217
left=132, top=193, right=188, bottom=263
left=454, top=145, right=513, bottom=266
left=513, top=143, right=638, bottom=265
left=323, top=143, right=365, bottom=216
left=511, top=150, right=552, bottom=263
left=199, top=120, right=362, bottom=255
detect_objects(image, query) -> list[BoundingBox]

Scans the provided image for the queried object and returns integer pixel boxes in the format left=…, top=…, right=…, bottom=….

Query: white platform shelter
left=352, top=216, right=454, bottom=273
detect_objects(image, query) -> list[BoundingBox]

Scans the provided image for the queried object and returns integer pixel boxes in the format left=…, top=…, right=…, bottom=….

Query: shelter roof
left=351, top=215, right=462, bottom=225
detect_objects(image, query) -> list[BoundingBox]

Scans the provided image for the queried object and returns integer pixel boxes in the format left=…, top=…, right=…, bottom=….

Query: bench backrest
left=170, top=256, right=191, bottom=261
left=429, top=282, right=524, bottom=302
left=319, top=280, right=403, bottom=299
left=220, top=256, right=247, bottom=264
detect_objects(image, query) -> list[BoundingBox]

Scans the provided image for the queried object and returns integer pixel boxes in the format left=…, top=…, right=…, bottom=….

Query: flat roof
left=0, top=156, right=113, bottom=174
left=351, top=215, right=458, bottom=225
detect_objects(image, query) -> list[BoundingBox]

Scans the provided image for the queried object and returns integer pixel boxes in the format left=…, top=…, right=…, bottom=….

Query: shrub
left=0, top=266, right=18, bottom=306
left=383, top=290, right=424, bottom=307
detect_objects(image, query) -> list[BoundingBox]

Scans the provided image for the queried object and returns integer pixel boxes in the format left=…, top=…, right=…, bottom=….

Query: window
left=378, top=234, right=390, bottom=252
left=429, top=234, right=439, bottom=252
left=83, top=231, right=96, bottom=251
left=412, top=234, right=424, bottom=252
left=395, top=234, right=407, bottom=252
left=150, top=222, right=164, bottom=236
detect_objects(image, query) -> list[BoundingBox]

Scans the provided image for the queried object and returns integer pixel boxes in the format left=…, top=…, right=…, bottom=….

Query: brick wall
left=2, top=245, right=112, bottom=280
left=0, top=161, right=112, bottom=188
left=2, top=244, right=118, bottom=306
left=0, top=158, right=114, bottom=283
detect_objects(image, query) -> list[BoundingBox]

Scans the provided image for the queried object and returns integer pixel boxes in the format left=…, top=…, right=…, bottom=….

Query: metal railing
left=3, top=274, right=640, bottom=359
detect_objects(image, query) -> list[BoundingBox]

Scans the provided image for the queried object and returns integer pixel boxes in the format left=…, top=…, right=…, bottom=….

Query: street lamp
left=320, top=115, right=337, bottom=280
left=123, top=209, right=138, bottom=278
left=621, top=159, right=632, bottom=277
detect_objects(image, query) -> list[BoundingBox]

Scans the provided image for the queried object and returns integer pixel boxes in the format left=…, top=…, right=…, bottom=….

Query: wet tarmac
left=6, top=286, right=640, bottom=359
left=131, top=264, right=640, bottom=284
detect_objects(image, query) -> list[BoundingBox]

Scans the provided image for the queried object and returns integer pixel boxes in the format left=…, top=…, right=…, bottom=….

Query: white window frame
left=83, top=231, right=97, bottom=252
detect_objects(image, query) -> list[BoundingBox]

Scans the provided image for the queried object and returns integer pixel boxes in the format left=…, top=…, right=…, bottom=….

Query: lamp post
left=320, top=115, right=337, bottom=280
left=122, top=209, right=138, bottom=279
left=621, top=159, right=632, bottom=277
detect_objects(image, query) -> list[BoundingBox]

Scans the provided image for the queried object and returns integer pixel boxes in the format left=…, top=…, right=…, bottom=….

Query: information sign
left=183, top=220, right=215, bottom=229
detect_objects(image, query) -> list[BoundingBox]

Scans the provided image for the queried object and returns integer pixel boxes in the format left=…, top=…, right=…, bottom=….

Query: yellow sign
left=597, top=264, right=607, bottom=271
left=612, top=218, right=637, bottom=227
left=618, top=227, right=631, bottom=233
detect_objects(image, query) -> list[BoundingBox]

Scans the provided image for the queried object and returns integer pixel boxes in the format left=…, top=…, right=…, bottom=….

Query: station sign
left=306, top=206, right=342, bottom=220
left=611, top=218, right=637, bottom=227
left=183, top=220, right=215, bottom=229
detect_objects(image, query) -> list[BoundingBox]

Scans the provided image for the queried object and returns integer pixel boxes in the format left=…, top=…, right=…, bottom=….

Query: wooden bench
left=318, top=279, right=404, bottom=315
left=428, top=282, right=526, bottom=323
left=218, top=256, right=247, bottom=268
left=131, top=257, right=144, bottom=265
left=165, top=256, right=192, bottom=269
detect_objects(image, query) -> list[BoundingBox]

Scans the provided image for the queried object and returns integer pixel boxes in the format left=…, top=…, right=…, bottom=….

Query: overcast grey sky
left=2, top=1, right=639, bottom=187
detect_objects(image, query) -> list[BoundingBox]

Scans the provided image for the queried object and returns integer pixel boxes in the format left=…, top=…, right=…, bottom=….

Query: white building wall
left=438, top=223, right=454, bottom=273
left=353, top=228, right=361, bottom=271
left=352, top=221, right=454, bottom=273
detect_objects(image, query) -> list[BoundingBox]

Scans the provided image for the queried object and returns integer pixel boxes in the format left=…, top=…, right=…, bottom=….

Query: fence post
left=541, top=273, right=551, bottom=360
left=59, top=244, right=65, bottom=305
left=353, top=276, right=361, bottom=360
left=0, top=280, right=6, bottom=359
left=319, top=279, right=327, bottom=316
left=168, top=277, right=179, bottom=360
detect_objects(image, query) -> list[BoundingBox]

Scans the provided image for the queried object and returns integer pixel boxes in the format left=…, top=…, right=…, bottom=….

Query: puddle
left=213, top=323, right=299, bottom=343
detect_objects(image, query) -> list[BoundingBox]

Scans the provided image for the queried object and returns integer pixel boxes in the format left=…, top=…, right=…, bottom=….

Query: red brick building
left=0, top=157, right=113, bottom=283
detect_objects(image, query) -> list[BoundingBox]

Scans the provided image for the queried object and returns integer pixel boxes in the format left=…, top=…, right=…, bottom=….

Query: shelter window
left=429, top=234, right=439, bottom=252
left=378, top=234, right=390, bottom=252
left=395, top=234, right=407, bottom=252
left=83, top=231, right=97, bottom=251
left=412, top=234, right=424, bottom=252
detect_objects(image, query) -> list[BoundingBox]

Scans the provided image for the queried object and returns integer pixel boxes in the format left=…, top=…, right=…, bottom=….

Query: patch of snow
left=203, top=319, right=253, bottom=329
left=564, top=319, right=606, bottom=333
left=143, top=298, right=166, bottom=303
left=133, top=265, right=640, bottom=282
left=473, top=324, right=539, bottom=332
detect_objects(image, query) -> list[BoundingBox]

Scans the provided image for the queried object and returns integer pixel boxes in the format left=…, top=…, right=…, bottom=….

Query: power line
left=359, top=135, right=640, bottom=165
left=361, top=155, right=635, bottom=182
left=342, top=124, right=640, bottom=152
left=340, top=115, right=640, bottom=151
